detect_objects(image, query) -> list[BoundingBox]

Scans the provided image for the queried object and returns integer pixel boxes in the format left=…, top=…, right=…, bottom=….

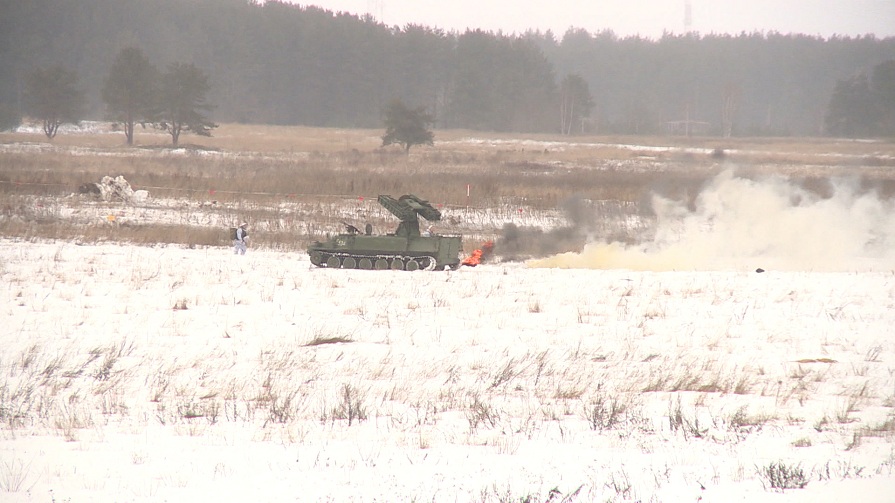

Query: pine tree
left=871, top=60, right=895, bottom=135
left=156, top=63, right=217, bottom=146
left=381, top=99, right=434, bottom=153
left=23, top=65, right=84, bottom=139
left=102, top=47, right=159, bottom=145
left=824, top=74, right=878, bottom=138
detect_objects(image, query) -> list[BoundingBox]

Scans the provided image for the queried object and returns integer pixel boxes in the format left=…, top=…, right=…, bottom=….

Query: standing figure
left=233, top=222, right=248, bottom=255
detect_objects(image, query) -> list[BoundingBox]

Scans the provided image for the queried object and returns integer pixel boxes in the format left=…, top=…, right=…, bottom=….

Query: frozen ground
left=1, top=130, right=894, bottom=501
left=1, top=237, right=893, bottom=502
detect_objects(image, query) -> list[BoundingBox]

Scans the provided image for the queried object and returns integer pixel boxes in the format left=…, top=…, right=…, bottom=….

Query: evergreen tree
left=23, top=65, right=85, bottom=138
left=871, top=60, right=895, bottom=135
left=450, top=30, right=502, bottom=130
left=156, top=62, right=217, bottom=146
left=102, top=47, right=159, bottom=145
left=4, top=1, right=895, bottom=136
left=824, top=74, right=879, bottom=137
left=0, top=103, right=21, bottom=132
left=381, top=99, right=434, bottom=153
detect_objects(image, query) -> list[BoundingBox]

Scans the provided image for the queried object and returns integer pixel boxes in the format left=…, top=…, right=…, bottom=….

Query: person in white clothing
left=233, top=222, right=248, bottom=255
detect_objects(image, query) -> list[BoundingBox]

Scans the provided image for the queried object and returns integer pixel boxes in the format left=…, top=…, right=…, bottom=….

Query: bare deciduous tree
left=722, top=82, right=741, bottom=138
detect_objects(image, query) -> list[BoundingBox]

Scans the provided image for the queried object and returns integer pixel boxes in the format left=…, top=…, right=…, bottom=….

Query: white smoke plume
left=528, top=170, right=895, bottom=272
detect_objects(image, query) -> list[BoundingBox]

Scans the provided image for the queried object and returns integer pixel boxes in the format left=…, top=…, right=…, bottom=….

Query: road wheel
left=326, top=256, right=341, bottom=268
left=390, top=259, right=404, bottom=270
left=406, top=259, right=420, bottom=271
left=374, top=259, right=389, bottom=270
left=342, top=257, right=357, bottom=269
left=359, top=258, right=373, bottom=270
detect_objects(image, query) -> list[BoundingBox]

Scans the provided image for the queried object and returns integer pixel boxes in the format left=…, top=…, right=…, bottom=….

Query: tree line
left=19, top=49, right=216, bottom=145
left=1, top=0, right=894, bottom=138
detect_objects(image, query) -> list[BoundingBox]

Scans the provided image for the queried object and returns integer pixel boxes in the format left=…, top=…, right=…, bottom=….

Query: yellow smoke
left=528, top=170, right=895, bottom=272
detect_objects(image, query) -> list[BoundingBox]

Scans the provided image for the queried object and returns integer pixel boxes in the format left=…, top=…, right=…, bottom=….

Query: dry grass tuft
left=304, top=335, right=354, bottom=347
left=6, top=124, right=891, bottom=252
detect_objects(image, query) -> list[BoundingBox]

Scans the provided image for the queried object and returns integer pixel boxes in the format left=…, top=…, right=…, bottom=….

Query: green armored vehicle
left=308, top=194, right=462, bottom=271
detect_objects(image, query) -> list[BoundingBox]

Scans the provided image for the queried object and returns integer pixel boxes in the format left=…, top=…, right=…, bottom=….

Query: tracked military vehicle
left=308, top=194, right=462, bottom=271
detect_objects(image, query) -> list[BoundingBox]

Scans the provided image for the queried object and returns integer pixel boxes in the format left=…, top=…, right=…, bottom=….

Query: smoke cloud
left=497, top=197, right=594, bottom=260
left=528, top=170, right=895, bottom=272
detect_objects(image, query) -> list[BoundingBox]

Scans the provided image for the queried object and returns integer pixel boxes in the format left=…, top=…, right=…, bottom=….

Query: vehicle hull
left=308, top=234, right=463, bottom=271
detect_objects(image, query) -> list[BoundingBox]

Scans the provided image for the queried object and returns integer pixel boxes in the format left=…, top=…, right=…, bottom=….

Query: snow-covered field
left=2, top=237, right=894, bottom=501
left=2, top=129, right=895, bottom=501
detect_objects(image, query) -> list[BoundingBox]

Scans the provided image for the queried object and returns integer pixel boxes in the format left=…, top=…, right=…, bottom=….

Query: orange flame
left=461, top=249, right=483, bottom=267
left=461, top=241, right=494, bottom=267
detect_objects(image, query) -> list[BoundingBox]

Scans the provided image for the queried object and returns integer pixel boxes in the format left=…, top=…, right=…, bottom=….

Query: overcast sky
left=295, top=0, right=895, bottom=39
